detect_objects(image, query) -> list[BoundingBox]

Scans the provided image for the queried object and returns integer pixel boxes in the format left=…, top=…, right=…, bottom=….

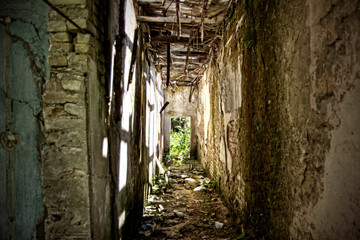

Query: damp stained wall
left=0, top=0, right=49, bottom=239
left=196, top=0, right=360, bottom=239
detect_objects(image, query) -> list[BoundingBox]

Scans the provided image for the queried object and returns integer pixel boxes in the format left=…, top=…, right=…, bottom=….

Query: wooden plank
left=152, top=35, right=215, bottom=45
left=166, top=42, right=170, bottom=87
left=138, top=16, right=218, bottom=24
left=163, top=50, right=208, bottom=57
left=127, top=28, right=139, bottom=91
left=176, top=0, right=181, bottom=40
left=138, top=0, right=164, bottom=3
left=158, top=54, right=206, bottom=60
left=200, top=0, right=209, bottom=42
left=159, top=101, right=169, bottom=113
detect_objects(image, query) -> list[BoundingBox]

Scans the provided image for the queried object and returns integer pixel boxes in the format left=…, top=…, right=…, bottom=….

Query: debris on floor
left=134, top=160, right=241, bottom=240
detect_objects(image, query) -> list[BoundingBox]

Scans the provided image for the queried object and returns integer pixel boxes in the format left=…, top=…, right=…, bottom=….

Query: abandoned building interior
left=0, top=0, right=360, bottom=239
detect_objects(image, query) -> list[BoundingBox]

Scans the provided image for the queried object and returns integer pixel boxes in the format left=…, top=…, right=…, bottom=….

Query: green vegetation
left=237, top=233, right=251, bottom=239
left=165, top=117, right=191, bottom=165
left=202, top=180, right=216, bottom=188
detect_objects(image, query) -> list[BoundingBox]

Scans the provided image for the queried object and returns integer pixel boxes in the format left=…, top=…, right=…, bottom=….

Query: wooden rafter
left=136, top=0, right=233, bottom=86
left=138, top=16, right=218, bottom=24
left=176, top=0, right=181, bottom=40
left=166, top=42, right=170, bottom=87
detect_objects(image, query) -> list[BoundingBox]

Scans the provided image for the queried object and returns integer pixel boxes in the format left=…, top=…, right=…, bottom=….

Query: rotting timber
left=137, top=0, right=233, bottom=87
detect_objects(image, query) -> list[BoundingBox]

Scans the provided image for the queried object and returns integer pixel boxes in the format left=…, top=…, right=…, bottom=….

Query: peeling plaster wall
left=196, top=0, right=360, bottom=239
left=296, top=0, right=360, bottom=238
left=0, top=0, right=49, bottom=239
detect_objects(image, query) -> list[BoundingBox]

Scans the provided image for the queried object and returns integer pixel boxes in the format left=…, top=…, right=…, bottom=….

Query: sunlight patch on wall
left=118, top=210, right=126, bottom=229
left=102, top=137, right=109, bottom=158
left=119, top=140, right=128, bottom=191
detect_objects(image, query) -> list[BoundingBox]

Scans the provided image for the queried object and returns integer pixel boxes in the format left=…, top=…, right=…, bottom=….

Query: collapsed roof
left=136, top=0, right=233, bottom=86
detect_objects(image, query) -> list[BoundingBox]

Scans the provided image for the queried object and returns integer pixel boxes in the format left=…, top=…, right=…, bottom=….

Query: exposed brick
left=57, top=73, right=85, bottom=81
left=45, top=132, right=60, bottom=144
left=50, top=42, right=73, bottom=52
left=49, top=8, right=90, bottom=21
left=67, top=19, right=96, bottom=35
left=47, top=21, right=67, bottom=32
left=68, top=54, right=89, bottom=70
left=64, top=103, right=85, bottom=116
left=75, top=43, right=95, bottom=55
left=50, top=32, right=72, bottom=42
left=61, top=79, right=83, bottom=91
left=43, top=1, right=111, bottom=239
left=56, top=131, right=86, bottom=147
left=43, top=106, right=67, bottom=119
left=44, top=77, right=62, bottom=92
left=76, top=33, right=93, bottom=44
left=44, top=117, right=85, bottom=130
left=43, top=91, right=80, bottom=104
left=48, top=54, right=68, bottom=66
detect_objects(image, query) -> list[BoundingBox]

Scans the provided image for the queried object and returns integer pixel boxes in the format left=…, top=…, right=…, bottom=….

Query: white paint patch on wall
left=235, top=55, right=242, bottom=108
left=222, top=55, right=242, bottom=113
left=310, top=81, right=360, bottom=240
left=119, top=140, right=128, bottom=191
left=219, top=137, right=226, bottom=166
left=123, top=0, right=137, bottom=90
left=202, top=75, right=211, bottom=150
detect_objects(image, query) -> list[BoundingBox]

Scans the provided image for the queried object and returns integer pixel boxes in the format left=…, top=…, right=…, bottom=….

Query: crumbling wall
left=0, top=0, right=49, bottom=238
left=292, top=0, right=360, bottom=238
left=196, top=0, right=360, bottom=239
left=42, top=0, right=112, bottom=238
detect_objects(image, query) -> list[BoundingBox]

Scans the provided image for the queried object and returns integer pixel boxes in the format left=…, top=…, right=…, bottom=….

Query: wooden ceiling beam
left=158, top=54, right=206, bottom=60
left=152, top=35, right=214, bottom=44
left=138, top=16, right=219, bottom=24
left=138, top=0, right=232, bottom=86
left=155, top=44, right=210, bottom=53
left=138, top=0, right=165, bottom=3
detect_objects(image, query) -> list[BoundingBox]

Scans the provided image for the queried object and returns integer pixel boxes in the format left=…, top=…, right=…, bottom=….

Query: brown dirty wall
left=196, top=0, right=360, bottom=239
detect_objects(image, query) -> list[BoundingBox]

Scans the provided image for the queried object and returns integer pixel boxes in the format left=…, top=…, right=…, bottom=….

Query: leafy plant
left=168, top=117, right=191, bottom=165
left=237, top=233, right=251, bottom=239
left=202, top=180, right=216, bottom=188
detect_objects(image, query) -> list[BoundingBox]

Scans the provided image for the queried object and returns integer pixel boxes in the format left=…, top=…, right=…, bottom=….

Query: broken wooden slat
left=176, top=0, right=181, bottom=40
left=200, top=0, right=209, bottom=42
left=151, top=35, right=214, bottom=45
left=138, top=0, right=232, bottom=86
left=152, top=35, right=191, bottom=44
left=189, top=83, right=196, bottom=102
left=166, top=42, right=170, bottom=87
left=138, top=16, right=218, bottom=24
left=184, top=41, right=191, bottom=74
left=159, top=101, right=169, bottom=113
left=127, top=28, right=139, bottom=91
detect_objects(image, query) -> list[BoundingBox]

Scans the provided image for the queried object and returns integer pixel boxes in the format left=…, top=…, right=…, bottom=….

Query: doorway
left=166, top=117, right=191, bottom=165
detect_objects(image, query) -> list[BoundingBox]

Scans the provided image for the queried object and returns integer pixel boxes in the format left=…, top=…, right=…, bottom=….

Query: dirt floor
left=134, top=160, right=242, bottom=240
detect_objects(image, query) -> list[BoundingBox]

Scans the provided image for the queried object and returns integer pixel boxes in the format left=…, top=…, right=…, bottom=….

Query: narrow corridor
left=1, top=0, right=359, bottom=239
left=134, top=160, right=241, bottom=240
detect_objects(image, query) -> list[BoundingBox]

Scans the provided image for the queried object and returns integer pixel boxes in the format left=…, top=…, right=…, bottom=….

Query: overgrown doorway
left=166, top=117, right=191, bottom=165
